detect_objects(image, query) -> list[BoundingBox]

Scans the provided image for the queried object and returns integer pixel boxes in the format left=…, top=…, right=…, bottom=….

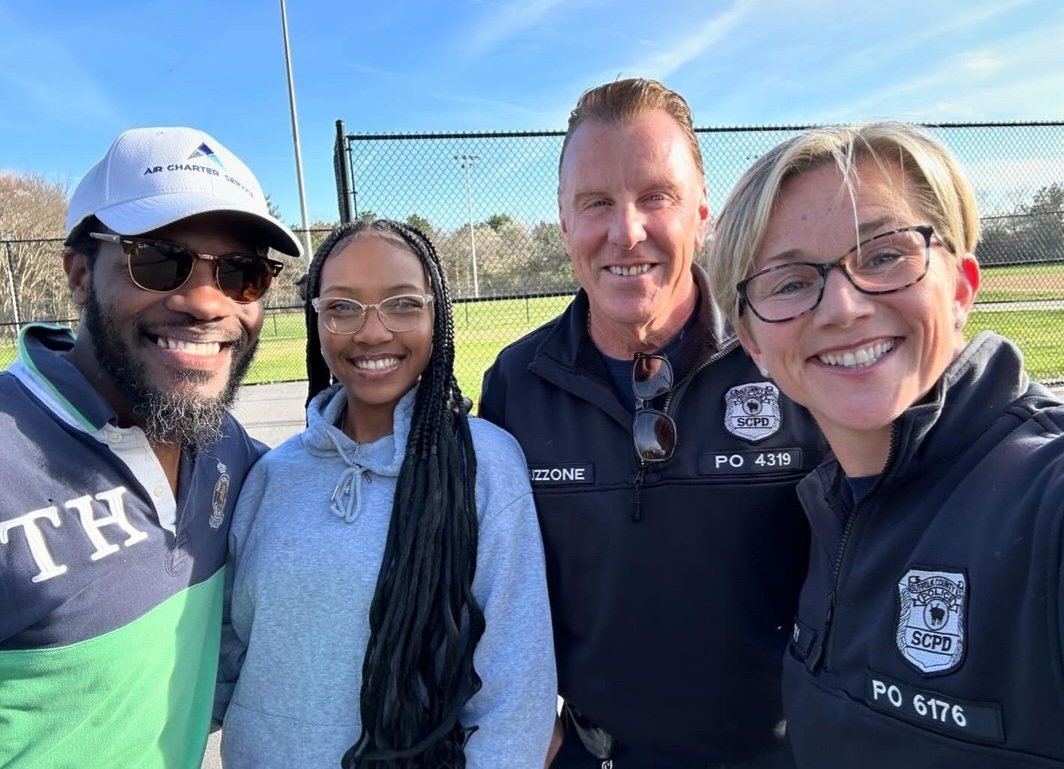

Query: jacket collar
left=10, top=323, right=117, bottom=433
left=797, top=333, right=1045, bottom=555
left=803, top=332, right=1048, bottom=504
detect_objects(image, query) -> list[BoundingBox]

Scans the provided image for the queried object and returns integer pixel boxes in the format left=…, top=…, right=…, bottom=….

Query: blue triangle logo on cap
left=188, top=142, right=225, bottom=169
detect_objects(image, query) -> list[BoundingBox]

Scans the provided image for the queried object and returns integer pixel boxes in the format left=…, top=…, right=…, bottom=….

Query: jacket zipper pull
left=808, top=590, right=836, bottom=672
left=631, top=469, right=646, bottom=522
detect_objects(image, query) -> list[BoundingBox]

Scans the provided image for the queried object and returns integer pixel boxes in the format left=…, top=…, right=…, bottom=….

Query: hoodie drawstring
left=325, top=429, right=371, bottom=523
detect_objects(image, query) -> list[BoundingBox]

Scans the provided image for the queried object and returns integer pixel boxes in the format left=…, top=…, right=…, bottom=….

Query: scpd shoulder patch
left=723, top=381, right=782, bottom=443
left=896, top=568, right=967, bottom=675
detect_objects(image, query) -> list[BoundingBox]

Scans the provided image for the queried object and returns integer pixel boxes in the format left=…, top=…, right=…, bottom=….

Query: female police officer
left=708, top=122, right=1064, bottom=768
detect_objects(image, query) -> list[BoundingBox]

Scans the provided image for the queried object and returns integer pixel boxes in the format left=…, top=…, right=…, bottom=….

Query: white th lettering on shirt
left=1, top=486, right=147, bottom=582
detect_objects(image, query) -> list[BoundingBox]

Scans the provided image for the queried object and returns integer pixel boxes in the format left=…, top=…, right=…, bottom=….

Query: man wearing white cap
left=0, top=127, right=301, bottom=768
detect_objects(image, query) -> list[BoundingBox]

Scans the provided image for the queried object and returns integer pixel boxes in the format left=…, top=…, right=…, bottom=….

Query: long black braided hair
left=302, top=219, right=485, bottom=768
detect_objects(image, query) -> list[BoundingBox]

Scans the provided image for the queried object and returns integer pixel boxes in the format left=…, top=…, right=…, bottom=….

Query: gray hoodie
left=216, top=384, right=556, bottom=768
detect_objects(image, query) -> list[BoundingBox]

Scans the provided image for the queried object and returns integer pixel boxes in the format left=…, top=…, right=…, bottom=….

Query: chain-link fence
left=2, top=122, right=1061, bottom=401
left=0, top=232, right=329, bottom=392
left=334, top=121, right=1064, bottom=395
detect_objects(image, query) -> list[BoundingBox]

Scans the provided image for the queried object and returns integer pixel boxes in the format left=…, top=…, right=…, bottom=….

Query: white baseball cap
left=66, top=126, right=303, bottom=256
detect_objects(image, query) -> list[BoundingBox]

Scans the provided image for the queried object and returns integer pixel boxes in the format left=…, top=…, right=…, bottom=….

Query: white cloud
left=938, top=0, right=1040, bottom=30
left=465, top=0, right=571, bottom=56
left=957, top=51, right=1005, bottom=76
left=805, top=20, right=1064, bottom=123
left=621, top=0, right=758, bottom=80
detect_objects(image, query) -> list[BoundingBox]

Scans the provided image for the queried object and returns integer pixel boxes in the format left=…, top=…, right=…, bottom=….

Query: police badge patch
left=210, top=461, right=230, bottom=530
left=896, top=568, right=967, bottom=675
left=723, top=382, right=782, bottom=443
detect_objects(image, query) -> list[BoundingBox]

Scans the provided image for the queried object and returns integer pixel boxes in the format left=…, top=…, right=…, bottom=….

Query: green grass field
left=965, top=308, right=1064, bottom=383
left=244, top=293, right=1063, bottom=401
left=245, top=295, right=574, bottom=404
left=976, top=263, right=1064, bottom=303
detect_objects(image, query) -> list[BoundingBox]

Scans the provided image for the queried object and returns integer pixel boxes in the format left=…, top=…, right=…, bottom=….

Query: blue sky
left=1, top=0, right=1061, bottom=229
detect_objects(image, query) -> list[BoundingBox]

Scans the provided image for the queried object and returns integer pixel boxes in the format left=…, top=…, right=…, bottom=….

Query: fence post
left=334, top=120, right=355, bottom=224
left=4, top=240, right=22, bottom=335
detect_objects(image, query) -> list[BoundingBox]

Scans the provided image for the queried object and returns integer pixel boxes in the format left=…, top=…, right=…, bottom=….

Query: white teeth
left=818, top=340, right=894, bottom=368
left=608, top=264, right=651, bottom=277
left=156, top=337, right=221, bottom=355
left=354, top=357, right=400, bottom=371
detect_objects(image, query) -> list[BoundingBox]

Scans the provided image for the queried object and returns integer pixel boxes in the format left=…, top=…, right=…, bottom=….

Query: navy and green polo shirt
left=0, top=324, right=264, bottom=768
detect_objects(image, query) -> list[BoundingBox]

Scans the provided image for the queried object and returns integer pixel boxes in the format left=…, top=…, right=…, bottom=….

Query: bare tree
left=978, top=182, right=1064, bottom=266
left=0, top=173, right=71, bottom=332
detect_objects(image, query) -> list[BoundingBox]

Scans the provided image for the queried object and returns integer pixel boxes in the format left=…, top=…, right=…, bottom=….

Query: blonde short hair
left=559, top=77, right=704, bottom=180
left=708, top=122, right=980, bottom=326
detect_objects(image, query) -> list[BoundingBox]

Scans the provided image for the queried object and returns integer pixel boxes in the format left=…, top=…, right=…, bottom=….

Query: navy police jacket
left=786, top=333, right=1064, bottom=768
left=480, top=266, right=825, bottom=765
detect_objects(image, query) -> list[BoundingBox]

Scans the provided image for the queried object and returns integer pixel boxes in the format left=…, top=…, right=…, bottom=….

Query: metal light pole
left=455, top=154, right=480, bottom=298
left=280, top=0, right=313, bottom=258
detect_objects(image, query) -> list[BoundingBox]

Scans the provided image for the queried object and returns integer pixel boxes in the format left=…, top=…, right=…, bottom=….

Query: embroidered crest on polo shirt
left=210, top=461, right=230, bottom=529
left=896, top=568, right=967, bottom=674
left=723, top=382, right=782, bottom=443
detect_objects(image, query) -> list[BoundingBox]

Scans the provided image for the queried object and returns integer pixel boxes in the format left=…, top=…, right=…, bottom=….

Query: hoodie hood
left=300, top=383, right=417, bottom=523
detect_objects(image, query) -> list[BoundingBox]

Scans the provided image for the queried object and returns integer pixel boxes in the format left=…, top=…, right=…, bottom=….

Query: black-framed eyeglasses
left=311, top=293, right=435, bottom=335
left=632, top=352, right=676, bottom=464
left=737, top=224, right=935, bottom=323
left=90, top=232, right=281, bottom=304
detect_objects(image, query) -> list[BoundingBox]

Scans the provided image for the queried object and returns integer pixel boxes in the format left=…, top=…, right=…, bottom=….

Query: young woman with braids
left=214, top=219, right=557, bottom=769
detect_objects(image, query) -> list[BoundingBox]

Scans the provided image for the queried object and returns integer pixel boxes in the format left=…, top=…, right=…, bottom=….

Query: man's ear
left=694, top=184, right=711, bottom=249
left=558, top=195, right=571, bottom=247
left=64, top=251, right=92, bottom=307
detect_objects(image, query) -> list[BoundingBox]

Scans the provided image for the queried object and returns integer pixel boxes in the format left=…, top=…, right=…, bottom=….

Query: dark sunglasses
left=632, top=352, right=677, bottom=463
left=89, top=232, right=283, bottom=304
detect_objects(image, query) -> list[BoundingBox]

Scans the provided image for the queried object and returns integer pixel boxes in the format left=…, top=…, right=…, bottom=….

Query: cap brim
left=94, top=193, right=304, bottom=257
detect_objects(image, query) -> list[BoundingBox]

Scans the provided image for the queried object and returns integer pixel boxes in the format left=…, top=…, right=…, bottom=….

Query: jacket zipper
left=661, top=340, right=738, bottom=415
left=814, top=423, right=902, bottom=672
left=631, top=467, right=646, bottom=521
left=629, top=340, right=739, bottom=522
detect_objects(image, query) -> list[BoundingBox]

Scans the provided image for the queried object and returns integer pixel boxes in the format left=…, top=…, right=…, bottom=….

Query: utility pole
left=280, top=0, right=313, bottom=258
left=455, top=154, right=480, bottom=298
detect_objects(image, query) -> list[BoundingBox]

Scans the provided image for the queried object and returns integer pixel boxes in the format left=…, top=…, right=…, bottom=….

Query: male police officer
left=480, top=79, right=824, bottom=767
left=0, top=127, right=301, bottom=768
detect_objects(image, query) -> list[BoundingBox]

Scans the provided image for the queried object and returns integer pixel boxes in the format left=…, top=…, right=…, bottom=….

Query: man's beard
left=82, top=288, right=258, bottom=448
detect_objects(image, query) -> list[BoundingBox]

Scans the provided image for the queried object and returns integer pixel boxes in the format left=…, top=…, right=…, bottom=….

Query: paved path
left=203, top=386, right=306, bottom=768
left=977, top=299, right=1064, bottom=311
left=202, top=383, right=304, bottom=769
left=229, top=380, right=307, bottom=446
